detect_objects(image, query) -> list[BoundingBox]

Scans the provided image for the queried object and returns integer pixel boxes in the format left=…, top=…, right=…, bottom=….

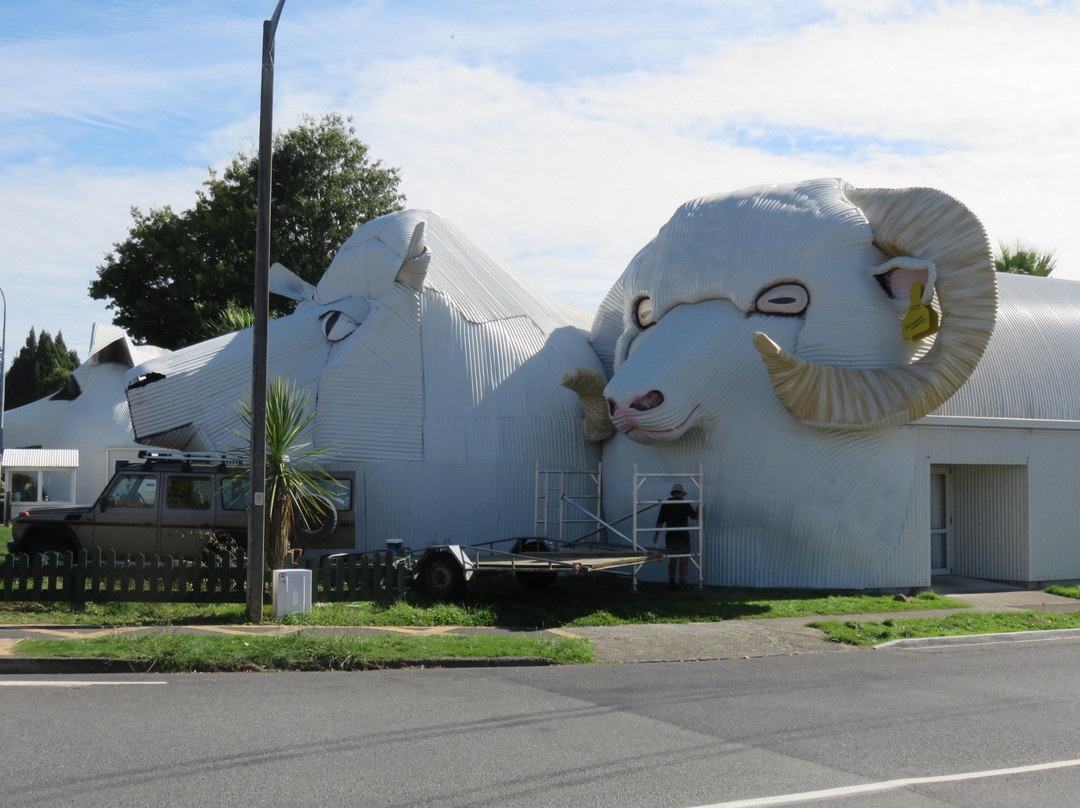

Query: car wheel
left=27, top=533, right=76, bottom=563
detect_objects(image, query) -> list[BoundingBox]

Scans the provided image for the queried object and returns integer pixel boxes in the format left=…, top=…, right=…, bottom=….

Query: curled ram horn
left=754, top=186, right=997, bottom=430
left=561, top=367, right=615, bottom=441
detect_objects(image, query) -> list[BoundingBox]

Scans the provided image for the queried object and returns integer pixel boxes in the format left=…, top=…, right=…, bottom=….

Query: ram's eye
left=634, top=296, right=656, bottom=328
left=755, top=283, right=809, bottom=315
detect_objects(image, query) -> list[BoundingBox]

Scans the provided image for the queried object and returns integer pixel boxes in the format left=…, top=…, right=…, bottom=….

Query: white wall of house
left=911, top=417, right=1080, bottom=586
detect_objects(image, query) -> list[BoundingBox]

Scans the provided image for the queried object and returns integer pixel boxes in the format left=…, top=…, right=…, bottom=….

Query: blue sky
left=2, top=0, right=1078, bottom=366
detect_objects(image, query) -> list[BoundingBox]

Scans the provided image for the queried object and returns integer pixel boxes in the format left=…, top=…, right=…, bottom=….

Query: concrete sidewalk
left=571, top=577, right=1080, bottom=663
left=1, top=576, right=1078, bottom=670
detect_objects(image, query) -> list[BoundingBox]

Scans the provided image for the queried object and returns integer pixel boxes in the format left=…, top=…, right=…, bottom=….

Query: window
left=166, top=476, right=212, bottom=510
left=104, top=474, right=157, bottom=508
left=10, top=472, right=38, bottom=503
left=325, top=477, right=353, bottom=510
left=6, top=469, right=76, bottom=505
left=221, top=478, right=250, bottom=511
left=42, top=470, right=76, bottom=503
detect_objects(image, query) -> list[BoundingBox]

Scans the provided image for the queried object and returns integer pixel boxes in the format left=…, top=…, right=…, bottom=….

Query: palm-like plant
left=237, top=376, right=336, bottom=568
left=205, top=300, right=256, bottom=338
left=994, top=241, right=1057, bottom=276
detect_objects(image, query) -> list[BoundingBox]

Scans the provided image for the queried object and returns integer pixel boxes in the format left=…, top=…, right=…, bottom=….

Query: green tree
left=237, top=377, right=336, bottom=569
left=90, top=112, right=406, bottom=349
left=994, top=241, right=1056, bottom=276
left=4, top=329, right=81, bottom=410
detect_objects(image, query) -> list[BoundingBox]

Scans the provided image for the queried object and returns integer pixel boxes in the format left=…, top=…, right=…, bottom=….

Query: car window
left=220, top=477, right=250, bottom=511
left=166, top=476, right=212, bottom=510
left=326, top=477, right=352, bottom=510
left=105, top=473, right=157, bottom=508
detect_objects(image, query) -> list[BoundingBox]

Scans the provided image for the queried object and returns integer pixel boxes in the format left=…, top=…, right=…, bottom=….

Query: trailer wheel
left=419, top=552, right=465, bottom=600
left=511, top=538, right=557, bottom=593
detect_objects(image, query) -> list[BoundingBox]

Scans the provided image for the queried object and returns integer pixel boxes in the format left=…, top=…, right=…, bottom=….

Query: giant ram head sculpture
left=564, top=178, right=996, bottom=588
left=125, top=210, right=603, bottom=550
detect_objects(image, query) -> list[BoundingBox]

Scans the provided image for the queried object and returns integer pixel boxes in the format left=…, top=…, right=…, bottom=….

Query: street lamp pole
left=247, top=0, right=285, bottom=624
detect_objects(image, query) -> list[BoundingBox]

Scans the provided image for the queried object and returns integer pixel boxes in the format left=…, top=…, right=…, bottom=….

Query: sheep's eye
left=634, top=296, right=656, bottom=328
left=320, top=311, right=361, bottom=341
left=755, top=283, right=809, bottom=315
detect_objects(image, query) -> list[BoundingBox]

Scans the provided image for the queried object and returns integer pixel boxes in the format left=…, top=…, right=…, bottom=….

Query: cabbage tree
left=237, top=376, right=336, bottom=568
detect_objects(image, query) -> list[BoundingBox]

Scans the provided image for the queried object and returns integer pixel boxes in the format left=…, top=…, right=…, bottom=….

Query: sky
left=1, top=0, right=1078, bottom=370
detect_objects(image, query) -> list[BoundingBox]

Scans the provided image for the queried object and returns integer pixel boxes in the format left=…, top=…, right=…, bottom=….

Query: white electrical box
left=272, top=568, right=312, bottom=618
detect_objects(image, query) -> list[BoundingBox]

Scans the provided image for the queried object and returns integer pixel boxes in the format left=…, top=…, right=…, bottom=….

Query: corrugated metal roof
left=934, top=273, right=1080, bottom=420
left=1, top=449, right=80, bottom=468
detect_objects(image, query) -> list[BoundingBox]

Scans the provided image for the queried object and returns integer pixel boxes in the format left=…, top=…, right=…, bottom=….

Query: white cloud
left=1, top=0, right=1078, bottom=375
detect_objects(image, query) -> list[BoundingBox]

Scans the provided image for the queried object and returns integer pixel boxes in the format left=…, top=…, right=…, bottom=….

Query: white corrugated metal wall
left=913, top=420, right=1080, bottom=585
left=949, top=464, right=1029, bottom=581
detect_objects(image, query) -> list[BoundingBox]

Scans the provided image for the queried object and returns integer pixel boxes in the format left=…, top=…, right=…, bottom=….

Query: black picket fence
left=0, top=549, right=408, bottom=605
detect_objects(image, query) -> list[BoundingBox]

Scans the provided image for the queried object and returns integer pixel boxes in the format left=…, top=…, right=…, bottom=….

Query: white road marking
left=0, top=681, right=167, bottom=687
left=696, top=758, right=1080, bottom=807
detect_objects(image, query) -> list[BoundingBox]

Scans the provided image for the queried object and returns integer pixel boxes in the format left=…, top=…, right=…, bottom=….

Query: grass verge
left=809, top=609, right=1080, bottom=646
left=0, top=578, right=965, bottom=627
left=1046, top=584, right=1080, bottom=599
left=13, top=631, right=593, bottom=670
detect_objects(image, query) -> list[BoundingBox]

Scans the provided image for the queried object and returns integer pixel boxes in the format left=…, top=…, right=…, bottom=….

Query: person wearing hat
left=654, top=483, right=699, bottom=589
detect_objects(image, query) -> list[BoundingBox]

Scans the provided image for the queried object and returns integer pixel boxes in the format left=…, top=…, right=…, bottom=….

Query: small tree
left=237, top=377, right=336, bottom=568
left=4, top=328, right=81, bottom=410
left=994, top=241, right=1056, bottom=276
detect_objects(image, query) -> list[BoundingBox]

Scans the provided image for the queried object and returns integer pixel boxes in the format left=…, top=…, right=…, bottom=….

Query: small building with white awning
left=1, top=448, right=79, bottom=520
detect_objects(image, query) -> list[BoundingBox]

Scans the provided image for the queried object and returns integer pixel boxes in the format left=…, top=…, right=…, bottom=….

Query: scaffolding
left=632, top=464, right=704, bottom=592
left=533, top=463, right=603, bottom=543
left=534, top=463, right=704, bottom=592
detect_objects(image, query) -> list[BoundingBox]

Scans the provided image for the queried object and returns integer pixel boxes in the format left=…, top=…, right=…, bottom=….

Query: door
left=92, top=471, right=161, bottom=556
left=159, top=473, right=216, bottom=557
left=930, top=466, right=952, bottom=574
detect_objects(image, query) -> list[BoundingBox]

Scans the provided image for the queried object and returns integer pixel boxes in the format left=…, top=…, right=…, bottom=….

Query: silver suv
left=7, top=451, right=355, bottom=558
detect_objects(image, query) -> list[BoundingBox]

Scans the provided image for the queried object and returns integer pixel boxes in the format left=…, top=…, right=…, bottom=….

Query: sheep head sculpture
left=564, top=178, right=997, bottom=588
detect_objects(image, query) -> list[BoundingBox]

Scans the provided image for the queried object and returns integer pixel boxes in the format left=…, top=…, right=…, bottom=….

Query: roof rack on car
left=137, top=450, right=248, bottom=468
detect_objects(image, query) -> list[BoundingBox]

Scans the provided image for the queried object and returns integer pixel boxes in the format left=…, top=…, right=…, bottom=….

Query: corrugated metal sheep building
left=116, top=181, right=1080, bottom=591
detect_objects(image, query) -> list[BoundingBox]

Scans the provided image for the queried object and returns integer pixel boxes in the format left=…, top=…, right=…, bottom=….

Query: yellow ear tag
left=901, top=282, right=939, bottom=341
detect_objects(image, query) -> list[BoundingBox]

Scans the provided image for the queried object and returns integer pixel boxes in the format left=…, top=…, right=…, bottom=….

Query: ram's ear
left=873, top=256, right=937, bottom=307
left=270, top=262, right=316, bottom=302
left=395, top=221, right=430, bottom=291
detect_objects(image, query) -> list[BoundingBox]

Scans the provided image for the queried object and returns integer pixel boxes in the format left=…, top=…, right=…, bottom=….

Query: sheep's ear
left=872, top=256, right=936, bottom=307
left=395, top=222, right=430, bottom=291
left=270, top=262, right=316, bottom=302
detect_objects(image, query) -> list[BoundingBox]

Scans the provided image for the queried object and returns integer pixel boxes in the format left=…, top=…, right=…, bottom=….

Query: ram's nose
left=607, top=390, right=665, bottom=418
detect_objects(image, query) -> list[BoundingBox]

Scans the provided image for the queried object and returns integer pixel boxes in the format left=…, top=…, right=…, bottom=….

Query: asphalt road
left=4, top=636, right=1080, bottom=808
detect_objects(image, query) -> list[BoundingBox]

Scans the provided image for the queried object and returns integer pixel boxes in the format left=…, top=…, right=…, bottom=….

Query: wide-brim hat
left=670, top=483, right=686, bottom=495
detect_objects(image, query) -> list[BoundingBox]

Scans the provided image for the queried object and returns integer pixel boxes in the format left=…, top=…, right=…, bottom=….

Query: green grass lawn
left=809, top=610, right=1080, bottom=646
left=14, top=631, right=593, bottom=670
left=0, top=574, right=966, bottom=628
left=1046, top=584, right=1080, bottom=599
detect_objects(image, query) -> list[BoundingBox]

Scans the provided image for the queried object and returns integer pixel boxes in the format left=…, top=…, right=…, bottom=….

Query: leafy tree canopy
left=89, top=113, right=406, bottom=349
left=4, top=328, right=81, bottom=410
left=994, top=241, right=1056, bottom=276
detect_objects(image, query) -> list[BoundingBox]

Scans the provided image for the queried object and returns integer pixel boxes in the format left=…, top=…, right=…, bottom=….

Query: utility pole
left=247, top=0, right=285, bottom=624
left=0, top=284, right=6, bottom=454
left=0, top=285, right=6, bottom=525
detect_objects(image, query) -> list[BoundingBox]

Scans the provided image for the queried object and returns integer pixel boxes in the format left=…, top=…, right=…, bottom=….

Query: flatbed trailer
left=399, top=464, right=703, bottom=600
left=411, top=538, right=665, bottom=599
